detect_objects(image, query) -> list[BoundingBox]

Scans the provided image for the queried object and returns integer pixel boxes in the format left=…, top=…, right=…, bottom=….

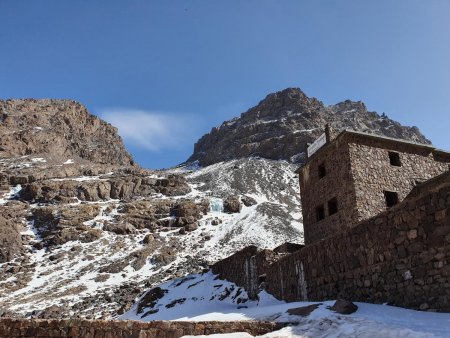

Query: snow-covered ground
left=0, top=158, right=303, bottom=318
left=121, top=271, right=450, bottom=338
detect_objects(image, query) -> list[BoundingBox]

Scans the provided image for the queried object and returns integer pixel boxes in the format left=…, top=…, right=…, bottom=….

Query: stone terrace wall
left=211, top=246, right=281, bottom=299
left=266, top=172, right=450, bottom=311
left=0, top=319, right=283, bottom=338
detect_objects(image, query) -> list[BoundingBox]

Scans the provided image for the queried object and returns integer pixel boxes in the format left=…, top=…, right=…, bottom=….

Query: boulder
left=223, top=195, right=242, bottom=213
left=287, top=303, right=321, bottom=317
left=184, top=223, right=199, bottom=232
left=329, top=299, right=358, bottom=314
left=103, top=222, right=136, bottom=235
left=241, top=195, right=257, bottom=207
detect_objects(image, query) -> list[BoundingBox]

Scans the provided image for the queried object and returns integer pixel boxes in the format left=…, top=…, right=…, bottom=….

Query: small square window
left=388, top=152, right=401, bottom=167
left=384, top=191, right=399, bottom=208
left=318, top=162, right=326, bottom=179
left=315, top=205, right=325, bottom=221
left=328, top=198, right=338, bottom=215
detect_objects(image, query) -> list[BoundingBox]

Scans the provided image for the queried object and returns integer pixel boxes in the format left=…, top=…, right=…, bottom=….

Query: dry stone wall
left=214, top=172, right=450, bottom=312
left=266, top=172, right=450, bottom=311
left=0, top=319, right=283, bottom=338
left=211, top=246, right=282, bottom=299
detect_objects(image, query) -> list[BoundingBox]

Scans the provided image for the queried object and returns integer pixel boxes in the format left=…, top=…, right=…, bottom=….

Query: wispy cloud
left=98, top=109, right=200, bottom=152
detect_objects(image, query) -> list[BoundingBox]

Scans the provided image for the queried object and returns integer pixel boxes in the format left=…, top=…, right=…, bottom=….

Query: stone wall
left=266, top=172, right=450, bottom=311
left=0, top=319, right=283, bottom=338
left=299, top=130, right=450, bottom=244
left=349, top=137, right=449, bottom=224
left=211, top=246, right=281, bottom=299
left=214, top=172, right=450, bottom=312
left=299, top=137, right=357, bottom=244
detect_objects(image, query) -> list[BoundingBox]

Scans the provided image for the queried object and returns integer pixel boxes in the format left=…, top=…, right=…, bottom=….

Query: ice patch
left=209, top=198, right=224, bottom=213
left=63, top=159, right=74, bottom=164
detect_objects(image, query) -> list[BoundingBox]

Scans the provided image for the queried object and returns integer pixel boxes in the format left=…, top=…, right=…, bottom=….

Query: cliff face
left=187, top=88, right=430, bottom=166
left=0, top=99, right=134, bottom=166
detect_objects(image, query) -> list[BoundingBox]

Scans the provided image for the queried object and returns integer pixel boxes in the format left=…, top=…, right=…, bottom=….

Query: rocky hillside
left=0, top=89, right=433, bottom=320
left=187, top=88, right=430, bottom=166
left=0, top=99, right=301, bottom=319
left=0, top=99, right=134, bottom=166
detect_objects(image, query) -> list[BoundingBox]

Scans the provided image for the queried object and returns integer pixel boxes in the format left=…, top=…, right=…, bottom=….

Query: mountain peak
left=187, top=89, right=430, bottom=166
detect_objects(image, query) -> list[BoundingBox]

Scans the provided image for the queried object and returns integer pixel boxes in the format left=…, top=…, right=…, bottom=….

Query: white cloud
left=98, top=109, right=199, bottom=152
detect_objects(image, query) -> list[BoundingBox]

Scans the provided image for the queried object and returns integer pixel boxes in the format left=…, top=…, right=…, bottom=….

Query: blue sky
left=1, top=1, right=449, bottom=169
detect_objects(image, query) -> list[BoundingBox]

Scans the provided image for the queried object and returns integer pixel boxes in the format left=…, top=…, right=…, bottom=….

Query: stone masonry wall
left=0, top=319, right=283, bottom=338
left=299, top=131, right=450, bottom=245
left=265, top=172, right=450, bottom=312
left=349, top=137, right=449, bottom=224
left=211, top=246, right=281, bottom=300
left=299, top=138, right=357, bottom=245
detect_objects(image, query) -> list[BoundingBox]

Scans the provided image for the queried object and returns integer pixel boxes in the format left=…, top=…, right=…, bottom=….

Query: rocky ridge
left=0, top=99, right=134, bottom=166
left=187, top=88, right=430, bottom=166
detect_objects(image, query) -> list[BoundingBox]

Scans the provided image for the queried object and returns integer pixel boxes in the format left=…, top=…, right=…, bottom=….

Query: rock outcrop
left=187, top=88, right=430, bottom=166
left=0, top=99, right=134, bottom=166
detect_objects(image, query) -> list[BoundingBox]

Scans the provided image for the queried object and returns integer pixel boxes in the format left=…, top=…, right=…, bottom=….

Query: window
left=328, top=198, right=338, bottom=215
left=318, top=162, right=326, bottom=179
left=315, top=205, right=325, bottom=221
left=384, top=191, right=399, bottom=208
left=388, top=152, right=401, bottom=167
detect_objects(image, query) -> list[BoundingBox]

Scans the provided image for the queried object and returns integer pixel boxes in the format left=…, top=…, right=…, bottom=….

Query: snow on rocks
left=0, top=185, right=22, bottom=205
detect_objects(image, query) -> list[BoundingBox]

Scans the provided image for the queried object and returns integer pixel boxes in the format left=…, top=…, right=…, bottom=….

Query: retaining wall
left=213, top=173, right=450, bottom=311
left=0, top=318, right=284, bottom=338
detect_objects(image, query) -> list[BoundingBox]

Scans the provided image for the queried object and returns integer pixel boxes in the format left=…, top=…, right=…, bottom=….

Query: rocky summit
left=0, top=99, right=134, bottom=166
left=0, top=89, right=434, bottom=320
left=187, top=88, right=430, bottom=166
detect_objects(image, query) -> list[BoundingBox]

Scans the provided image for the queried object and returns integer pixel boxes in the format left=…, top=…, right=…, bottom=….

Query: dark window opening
left=315, top=205, right=325, bottom=221
left=384, top=191, right=399, bottom=208
left=328, top=198, right=338, bottom=215
left=318, top=162, right=326, bottom=179
left=388, top=152, right=402, bottom=167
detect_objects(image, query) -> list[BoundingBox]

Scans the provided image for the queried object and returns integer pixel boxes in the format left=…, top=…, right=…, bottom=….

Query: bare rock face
left=0, top=215, right=22, bottom=263
left=0, top=99, right=134, bottom=166
left=187, top=88, right=430, bottom=166
left=32, top=204, right=103, bottom=247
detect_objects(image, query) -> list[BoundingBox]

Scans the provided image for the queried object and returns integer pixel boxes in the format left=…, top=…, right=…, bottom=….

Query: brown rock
left=223, top=196, right=242, bottom=213
left=329, top=299, right=358, bottom=314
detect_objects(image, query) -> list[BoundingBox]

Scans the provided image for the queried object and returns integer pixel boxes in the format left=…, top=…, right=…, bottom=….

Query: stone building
left=212, top=127, right=450, bottom=312
left=297, top=126, right=450, bottom=244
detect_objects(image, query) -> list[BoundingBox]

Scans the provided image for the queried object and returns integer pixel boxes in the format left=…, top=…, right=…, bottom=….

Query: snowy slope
left=121, top=272, right=450, bottom=338
left=0, top=157, right=302, bottom=318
